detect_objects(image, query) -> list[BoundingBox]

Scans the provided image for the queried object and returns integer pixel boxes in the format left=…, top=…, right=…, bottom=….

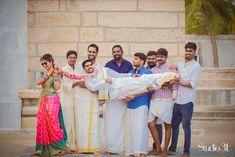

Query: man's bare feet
left=167, top=150, right=176, bottom=155
left=160, top=151, right=168, bottom=157
left=147, top=149, right=161, bottom=155
left=94, top=151, right=100, bottom=156
left=180, top=153, right=190, bottom=157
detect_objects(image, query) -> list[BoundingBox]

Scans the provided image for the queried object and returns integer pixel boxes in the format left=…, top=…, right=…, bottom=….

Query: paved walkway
left=0, top=120, right=235, bottom=157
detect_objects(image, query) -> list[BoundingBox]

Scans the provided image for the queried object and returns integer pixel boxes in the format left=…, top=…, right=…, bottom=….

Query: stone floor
left=0, top=120, right=235, bottom=157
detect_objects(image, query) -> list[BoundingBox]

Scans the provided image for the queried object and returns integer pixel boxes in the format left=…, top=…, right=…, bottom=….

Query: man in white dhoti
left=104, top=45, right=133, bottom=155
left=60, top=50, right=86, bottom=151
left=123, top=53, right=152, bottom=157
left=147, top=48, right=178, bottom=157
left=74, top=44, right=102, bottom=155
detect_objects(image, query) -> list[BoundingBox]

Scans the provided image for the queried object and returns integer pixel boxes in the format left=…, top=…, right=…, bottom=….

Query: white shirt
left=60, top=64, right=76, bottom=102
left=175, top=59, right=201, bottom=104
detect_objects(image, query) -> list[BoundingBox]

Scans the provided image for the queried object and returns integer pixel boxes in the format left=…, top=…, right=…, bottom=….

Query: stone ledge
left=18, top=89, right=40, bottom=99
left=18, top=87, right=235, bottom=99
left=202, top=68, right=235, bottom=73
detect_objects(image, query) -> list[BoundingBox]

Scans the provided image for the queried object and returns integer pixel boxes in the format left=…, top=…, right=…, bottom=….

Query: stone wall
left=28, top=0, right=185, bottom=88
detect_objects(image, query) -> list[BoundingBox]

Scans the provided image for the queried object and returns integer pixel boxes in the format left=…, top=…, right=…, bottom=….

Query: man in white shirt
left=60, top=50, right=83, bottom=151
left=168, top=42, right=201, bottom=157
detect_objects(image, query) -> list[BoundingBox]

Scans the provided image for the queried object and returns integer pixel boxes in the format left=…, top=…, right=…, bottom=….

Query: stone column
left=0, top=0, right=27, bottom=128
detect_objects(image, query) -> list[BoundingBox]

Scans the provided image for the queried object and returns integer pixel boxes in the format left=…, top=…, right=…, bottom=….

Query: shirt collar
left=184, top=59, right=195, bottom=66
left=156, top=62, right=167, bottom=68
left=134, top=66, right=145, bottom=74
left=66, top=64, right=75, bottom=70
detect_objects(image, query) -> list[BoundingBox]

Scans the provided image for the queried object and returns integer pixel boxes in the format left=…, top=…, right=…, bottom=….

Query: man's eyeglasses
left=41, top=62, right=48, bottom=66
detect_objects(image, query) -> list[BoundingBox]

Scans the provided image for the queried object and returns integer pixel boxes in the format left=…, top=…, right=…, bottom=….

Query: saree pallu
left=35, top=75, right=67, bottom=157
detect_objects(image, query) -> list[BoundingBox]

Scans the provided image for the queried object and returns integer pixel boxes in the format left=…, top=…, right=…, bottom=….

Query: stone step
left=193, top=111, right=235, bottom=117
left=196, top=88, right=235, bottom=105
left=192, top=116, right=235, bottom=121
left=21, top=105, right=235, bottom=128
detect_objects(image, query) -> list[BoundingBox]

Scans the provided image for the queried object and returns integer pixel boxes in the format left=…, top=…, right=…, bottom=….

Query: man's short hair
left=156, top=48, right=168, bottom=57
left=147, top=50, right=157, bottom=57
left=82, top=59, right=92, bottom=69
left=185, top=42, right=197, bottom=51
left=88, top=44, right=99, bottom=53
left=112, top=45, right=123, bottom=52
left=66, top=50, right=77, bottom=58
left=134, top=52, right=147, bottom=65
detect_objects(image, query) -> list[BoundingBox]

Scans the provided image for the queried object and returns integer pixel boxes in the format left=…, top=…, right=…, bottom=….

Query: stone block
left=67, top=0, right=137, bottom=11
left=179, top=13, right=185, bottom=28
left=98, top=12, right=177, bottom=28
left=215, top=80, right=235, bottom=88
left=18, top=89, right=40, bottom=99
left=138, top=0, right=185, bottom=12
left=78, top=43, right=129, bottom=57
left=35, top=12, right=81, bottom=26
left=199, top=73, right=216, bottom=80
left=216, top=72, right=235, bottom=80
left=82, top=12, right=97, bottom=26
left=21, top=117, right=36, bottom=129
left=28, top=57, right=41, bottom=71
left=52, top=56, right=67, bottom=69
left=80, top=27, right=104, bottom=42
left=59, top=0, right=66, bottom=11
left=179, top=42, right=185, bottom=56
left=27, top=72, right=35, bottom=89
left=28, top=27, right=79, bottom=43
left=28, top=0, right=59, bottom=12
left=168, top=56, right=184, bottom=65
left=38, top=43, right=77, bottom=57
left=27, top=13, right=34, bottom=27
left=28, top=43, right=36, bottom=57
left=105, top=28, right=185, bottom=42
left=96, top=57, right=113, bottom=67
left=198, top=80, right=207, bottom=88
left=130, top=43, right=178, bottom=56
left=22, top=106, right=37, bottom=116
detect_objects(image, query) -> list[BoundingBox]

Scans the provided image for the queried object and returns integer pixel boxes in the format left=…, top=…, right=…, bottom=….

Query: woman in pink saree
left=33, top=54, right=97, bottom=157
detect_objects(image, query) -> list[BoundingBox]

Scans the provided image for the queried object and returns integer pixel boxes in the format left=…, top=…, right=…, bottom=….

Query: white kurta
left=60, top=64, right=77, bottom=149
left=74, top=61, right=102, bottom=153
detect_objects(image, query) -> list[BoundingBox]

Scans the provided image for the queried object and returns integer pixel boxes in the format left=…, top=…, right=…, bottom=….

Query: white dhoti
left=126, top=105, right=149, bottom=155
left=148, top=98, right=174, bottom=124
left=60, top=100, right=77, bottom=148
left=75, top=88, right=100, bottom=153
left=104, top=100, right=127, bottom=154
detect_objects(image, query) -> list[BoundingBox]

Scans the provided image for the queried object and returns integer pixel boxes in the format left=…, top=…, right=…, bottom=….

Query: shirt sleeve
left=190, top=65, right=202, bottom=89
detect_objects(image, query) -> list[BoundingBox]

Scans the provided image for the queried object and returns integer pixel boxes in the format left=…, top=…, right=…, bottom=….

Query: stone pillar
left=0, top=0, right=27, bottom=128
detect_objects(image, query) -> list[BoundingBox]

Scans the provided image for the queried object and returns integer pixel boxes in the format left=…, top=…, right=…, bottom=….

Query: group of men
left=59, top=42, right=201, bottom=157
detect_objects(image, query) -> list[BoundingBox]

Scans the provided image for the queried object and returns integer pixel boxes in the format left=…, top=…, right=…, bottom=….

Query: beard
left=113, top=55, right=122, bottom=60
left=147, top=62, right=156, bottom=68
